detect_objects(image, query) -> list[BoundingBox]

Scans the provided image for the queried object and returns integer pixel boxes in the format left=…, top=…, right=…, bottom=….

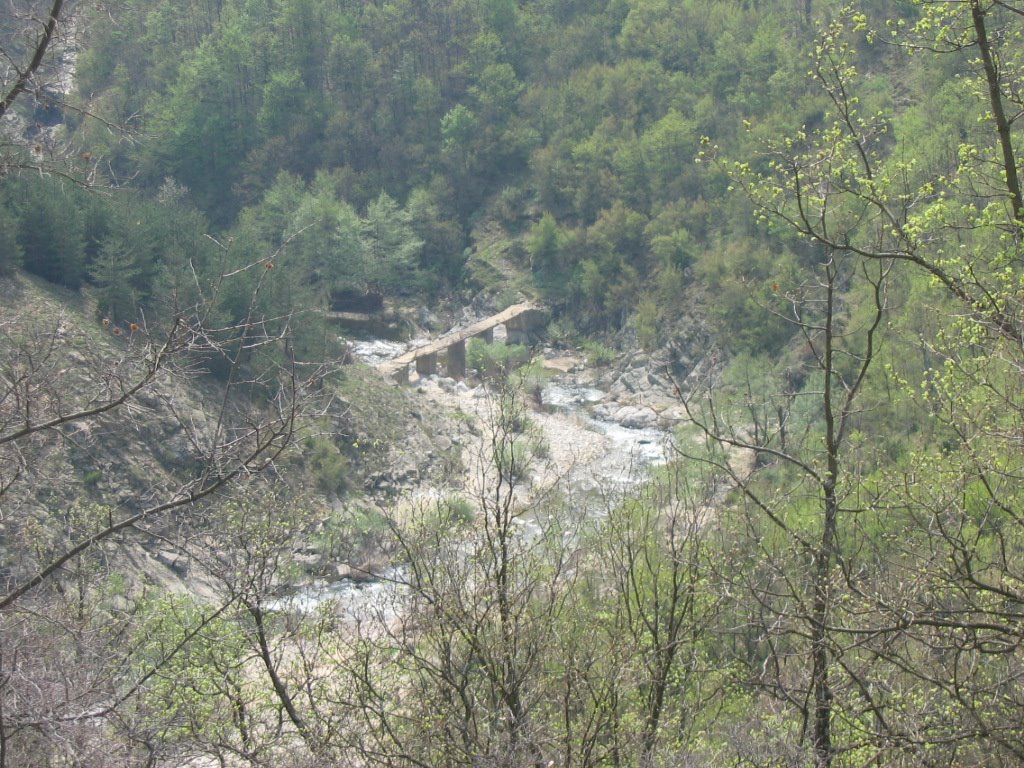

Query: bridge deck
left=379, top=302, right=537, bottom=376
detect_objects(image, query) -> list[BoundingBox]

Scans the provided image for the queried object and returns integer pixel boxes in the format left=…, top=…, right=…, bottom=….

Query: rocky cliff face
left=0, top=274, right=330, bottom=594
left=0, top=277, right=219, bottom=565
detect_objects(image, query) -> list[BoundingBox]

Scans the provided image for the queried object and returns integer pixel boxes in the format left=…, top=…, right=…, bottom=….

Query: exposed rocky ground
left=0, top=275, right=240, bottom=584
left=350, top=304, right=726, bottom=504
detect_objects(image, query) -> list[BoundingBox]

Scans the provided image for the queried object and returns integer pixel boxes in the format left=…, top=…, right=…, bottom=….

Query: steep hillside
left=0, top=271, right=466, bottom=593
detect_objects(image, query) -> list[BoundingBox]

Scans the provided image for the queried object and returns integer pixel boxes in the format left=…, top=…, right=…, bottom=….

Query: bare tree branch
left=0, top=0, right=65, bottom=122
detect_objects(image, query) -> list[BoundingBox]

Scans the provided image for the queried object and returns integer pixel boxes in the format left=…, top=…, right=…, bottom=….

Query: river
left=275, top=339, right=673, bottom=615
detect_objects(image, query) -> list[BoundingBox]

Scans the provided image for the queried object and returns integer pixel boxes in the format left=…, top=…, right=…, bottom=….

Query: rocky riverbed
left=358, top=339, right=686, bottom=499
left=278, top=338, right=710, bottom=612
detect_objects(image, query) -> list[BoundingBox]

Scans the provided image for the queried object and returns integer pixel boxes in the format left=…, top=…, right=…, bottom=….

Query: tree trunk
left=972, top=0, right=1023, bottom=235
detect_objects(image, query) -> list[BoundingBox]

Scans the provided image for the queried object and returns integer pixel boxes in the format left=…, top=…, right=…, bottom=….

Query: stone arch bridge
left=380, top=303, right=548, bottom=383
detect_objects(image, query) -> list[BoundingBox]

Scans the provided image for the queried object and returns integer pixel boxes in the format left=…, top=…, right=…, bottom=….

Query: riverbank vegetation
left=4, top=0, right=1024, bottom=765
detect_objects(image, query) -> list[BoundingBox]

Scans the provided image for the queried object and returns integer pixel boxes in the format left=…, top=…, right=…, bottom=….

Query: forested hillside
left=6, top=0, right=855, bottom=342
left=3, top=0, right=1024, bottom=765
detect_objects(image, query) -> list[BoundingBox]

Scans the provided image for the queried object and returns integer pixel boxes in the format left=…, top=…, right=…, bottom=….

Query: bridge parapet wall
left=382, top=303, right=546, bottom=383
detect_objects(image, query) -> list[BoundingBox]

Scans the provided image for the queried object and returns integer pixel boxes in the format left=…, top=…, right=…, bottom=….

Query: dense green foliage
left=6, top=0, right=880, bottom=338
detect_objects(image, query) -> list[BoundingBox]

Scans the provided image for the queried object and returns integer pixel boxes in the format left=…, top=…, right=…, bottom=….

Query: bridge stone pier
left=381, top=303, right=548, bottom=384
